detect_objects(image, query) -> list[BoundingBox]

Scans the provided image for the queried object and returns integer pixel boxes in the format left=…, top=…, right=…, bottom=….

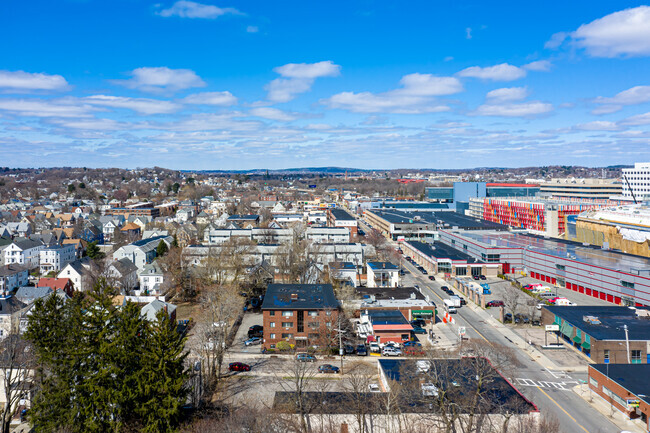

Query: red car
left=486, top=300, right=505, bottom=308
left=229, top=362, right=251, bottom=372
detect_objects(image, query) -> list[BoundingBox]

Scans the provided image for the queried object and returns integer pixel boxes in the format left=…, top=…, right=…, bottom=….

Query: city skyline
left=2, top=1, right=650, bottom=169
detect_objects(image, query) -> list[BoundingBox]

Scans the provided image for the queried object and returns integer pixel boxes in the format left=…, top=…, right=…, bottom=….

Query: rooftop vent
left=583, top=315, right=601, bottom=325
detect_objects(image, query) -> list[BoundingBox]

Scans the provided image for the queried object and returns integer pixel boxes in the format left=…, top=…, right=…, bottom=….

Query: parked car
left=244, top=337, right=262, bottom=346
left=356, top=344, right=368, bottom=356
left=296, top=353, right=317, bottom=362
left=412, top=326, right=427, bottom=334
left=403, top=341, right=422, bottom=347
left=369, top=342, right=381, bottom=353
left=344, top=345, right=356, bottom=355
left=428, top=275, right=435, bottom=281
left=486, top=300, right=505, bottom=308
left=368, top=384, right=381, bottom=392
left=404, top=347, right=425, bottom=356
left=228, top=362, right=251, bottom=372
left=532, top=319, right=541, bottom=326
left=421, top=269, right=428, bottom=275
left=504, top=313, right=513, bottom=323
left=318, top=364, right=340, bottom=374
left=382, top=346, right=402, bottom=356
left=458, top=297, right=467, bottom=305
left=472, top=275, right=480, bottom=280
left=248, top=325, right=263, bottom=338
left=411, top=319, right=426, bottom=328
left=479, top=275, right=487, bottom=280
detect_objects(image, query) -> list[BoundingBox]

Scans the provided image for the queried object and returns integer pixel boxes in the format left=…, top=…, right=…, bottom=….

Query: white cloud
left=593, top=86, right=650, bottom=115
left=322, top=73, right=461, bottom=114
left=545, top=32, right=568, bottom=49
left=111, top=67, right=206, bottom=93
left=474, top=101, right=553, bottom=117
left=0, top=99, right=92, bottom=117
left=246, top=25, right=259, bottom=33
left=621, top=111, right=650, bottom=126
left=574, top=120, right=620, bottom=131
left=523, top=60, right=552, bottom=71
left=0, top=70, right=69, bottom=92
left=157, top=1, right=241, bottom=19
left=572, top=6, right=650, bottom=57
left=273, top=61, right=340, bottom=79
left=465, top=27, right=472, bottom=39
left=457, top=63, right=526, bottom=81
left=485, top=87, right=528, bottom=103
left=83, top=95, right=180, bottom=114
left=249, top=107, right=297, bottom=121
left=266, top=61, right=341, bottom=102
left=182, top=91, right=237, bottom=106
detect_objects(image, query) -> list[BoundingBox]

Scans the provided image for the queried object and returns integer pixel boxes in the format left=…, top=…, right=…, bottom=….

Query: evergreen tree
left=156, top=240, right=169, bottom=258
left=171, top=234, right=178, bottom=248
left=137, top=310, right=188, bottom=433
left=86, top=241, right=104, bottom=260
left=25, top=279, right=189, bottom=433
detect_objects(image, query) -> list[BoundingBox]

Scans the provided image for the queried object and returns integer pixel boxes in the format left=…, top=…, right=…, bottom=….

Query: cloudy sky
left=2, top=1, right=650, bottom=169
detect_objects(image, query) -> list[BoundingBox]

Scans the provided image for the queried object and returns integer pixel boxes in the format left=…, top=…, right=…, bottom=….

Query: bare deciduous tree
left=0, top=334, right=33, bottom=433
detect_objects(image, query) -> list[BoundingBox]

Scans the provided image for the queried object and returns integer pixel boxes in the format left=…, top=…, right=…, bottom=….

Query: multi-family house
left=112, top=235, right=172, bottom=270
left=3, top=238, right=45, bottom=269
left=37, top=277, right=74, bottom=297
left=57, top=258, right=93, bottom=292
left=0, top=265, right=29, bottom=296
left=106, top=258, right=138, bottom=291
left=39, top=244, right=76, bottom=274
left=0, top=296, right=27, bottom=338
left=138, top=261, right=164, bottom=295
left=261, top=283, right=340, bottom=350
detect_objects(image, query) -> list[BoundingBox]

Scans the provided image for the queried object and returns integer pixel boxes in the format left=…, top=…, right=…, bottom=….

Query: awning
left=553, top=315, right=562, bottom=326
left=561, top=321, right=574, bottom=338
left=582, top=334, right=591, bottom=350
left=573, top=328, right=582, bottom=343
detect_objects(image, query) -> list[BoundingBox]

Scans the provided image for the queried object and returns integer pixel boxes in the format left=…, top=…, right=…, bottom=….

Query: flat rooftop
left=261, top=284, right=339, bottom=310
left=329, top=208, right=356, bottom=221
left=356, top=285, right=427, bottom=301
left=545, top=306, right=650, bottom=341
left=590, top=364, right=650, bottom=405
left=447, top=230, right=650, bottom=275
left=369, top=210, right=507, bottom=230
left=368, top=261, right=399, bottom=270
left=408, top=241, right=482, bottom=263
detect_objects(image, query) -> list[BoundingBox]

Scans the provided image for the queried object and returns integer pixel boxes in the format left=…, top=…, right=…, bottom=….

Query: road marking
left=535, top=386, right=590, bottom=433
left=513, top=377, right=579, bottom=391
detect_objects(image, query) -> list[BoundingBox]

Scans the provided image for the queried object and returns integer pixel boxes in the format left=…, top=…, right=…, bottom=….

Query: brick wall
left=262, top=308, right=339, bottom=350
left=589, top=366, right=650, bottom=428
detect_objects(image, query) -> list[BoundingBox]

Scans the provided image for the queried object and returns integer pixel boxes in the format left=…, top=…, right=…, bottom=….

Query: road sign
left=458, top=326, right=466, bottom=336
left=545, top=324, right=559, bottom=332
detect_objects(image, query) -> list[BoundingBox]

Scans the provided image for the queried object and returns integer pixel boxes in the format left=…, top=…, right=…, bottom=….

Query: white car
left=369, top=342, right=380, bottom=353
left=382, top=347, right=402, bottom=357
left=368, top=384, right=381, bottom=392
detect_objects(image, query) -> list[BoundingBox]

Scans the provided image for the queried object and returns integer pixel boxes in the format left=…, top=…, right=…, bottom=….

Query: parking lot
left=231, top=310, right=265, bottom=354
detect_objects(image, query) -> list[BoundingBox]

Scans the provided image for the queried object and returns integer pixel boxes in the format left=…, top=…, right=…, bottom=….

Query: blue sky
left=2, top=1, right=650, bottom=169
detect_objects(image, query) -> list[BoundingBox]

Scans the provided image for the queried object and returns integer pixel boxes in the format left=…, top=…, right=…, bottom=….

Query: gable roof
left=37, top=277, right=72, bottom=291
left=111, top=258, right=138, bottom=276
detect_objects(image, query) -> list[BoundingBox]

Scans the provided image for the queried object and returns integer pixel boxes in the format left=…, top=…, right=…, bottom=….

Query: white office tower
left=622, top=162, right=650, bottom=201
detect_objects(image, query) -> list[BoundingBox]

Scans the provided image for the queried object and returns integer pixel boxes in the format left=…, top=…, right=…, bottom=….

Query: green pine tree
left=156, top=240, right=169, bottom=258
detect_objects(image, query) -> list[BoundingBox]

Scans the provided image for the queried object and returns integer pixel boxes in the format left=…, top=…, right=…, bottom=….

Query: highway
left=400, top=256, right=620, bottom=433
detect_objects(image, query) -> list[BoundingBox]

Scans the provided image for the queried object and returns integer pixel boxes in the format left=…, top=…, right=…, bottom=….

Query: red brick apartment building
left=326, top=208, right=358, bottom=240
left=588, top=364, right=650, bottom=429
left=261, top=284, right=340, bottom=350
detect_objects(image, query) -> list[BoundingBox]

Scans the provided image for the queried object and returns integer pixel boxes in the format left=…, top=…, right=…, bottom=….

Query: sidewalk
left=572, top=384, right=647, bottom=433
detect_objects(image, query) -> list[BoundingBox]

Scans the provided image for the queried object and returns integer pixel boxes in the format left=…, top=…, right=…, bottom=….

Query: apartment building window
left=308, top=311, right=318, bottom=317
left=269, top=322, right=276, bottom=328
left=308, top=322, right=319, bottom=329
left=326, top=322, right=332, bottom=328
left=325, top=311, right=332, bottom=316
left=631, top=350, right=642, bottom=364
left=281, top=333, right=293, bottom=339
left=621, top=281, right=635, bottom=289
left=269, top=311, right=275, bottom=316
left=270, top=333, right=276, bottom=339
left=282, top=311, right=294, bottom=317
left=282, top=322, right=293, bottom=329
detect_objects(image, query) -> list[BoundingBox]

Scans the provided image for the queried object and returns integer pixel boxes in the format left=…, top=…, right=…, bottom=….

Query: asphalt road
left=400, top=257, right=620, bottom=433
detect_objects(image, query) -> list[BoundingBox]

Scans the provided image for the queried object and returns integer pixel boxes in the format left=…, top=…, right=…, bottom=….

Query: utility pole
left=624, top=324, right=631, bottom=363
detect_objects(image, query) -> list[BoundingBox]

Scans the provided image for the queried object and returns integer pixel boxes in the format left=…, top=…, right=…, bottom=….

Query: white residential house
left=112, top=235, right=173, bottom=271
left=39, top=244, right=76, bottom=274
left=0, top=296, right=27, bottom=338
left=138, top=262, right=164, bottom=295
left=106, top=258, right=138, bottom=291
left=58, top=259, right=93, bottom=292
left=0, top=265, right=29, bottom=296
left=366, top=262, right=400, bottom=288
left=175, top=209, right=192, bottom=223
left=306, top=227, right=351, bottom=244
left=3, top=239, right=45, bottom=270
left=196, top=211, right=211, bottom=225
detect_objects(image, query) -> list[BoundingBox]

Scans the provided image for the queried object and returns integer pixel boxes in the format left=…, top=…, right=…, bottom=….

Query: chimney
left=291, top=293, right=298, bottom=301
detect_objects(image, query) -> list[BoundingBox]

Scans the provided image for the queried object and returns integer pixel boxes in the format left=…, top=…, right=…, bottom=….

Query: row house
left=39, top=244, right=76, bottom=274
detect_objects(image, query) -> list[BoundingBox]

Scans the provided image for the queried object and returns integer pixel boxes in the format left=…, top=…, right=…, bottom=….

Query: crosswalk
left=512, top=377, right=579, bottom=391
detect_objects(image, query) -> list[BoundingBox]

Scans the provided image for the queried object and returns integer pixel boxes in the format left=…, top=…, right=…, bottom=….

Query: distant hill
left=188, top=167, right=368, bottom=175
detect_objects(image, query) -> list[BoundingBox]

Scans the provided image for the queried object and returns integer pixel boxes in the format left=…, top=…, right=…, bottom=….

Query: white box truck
left=443, top=299, right=458, bottom=314
left=448, top=296, right=462, bottom=308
